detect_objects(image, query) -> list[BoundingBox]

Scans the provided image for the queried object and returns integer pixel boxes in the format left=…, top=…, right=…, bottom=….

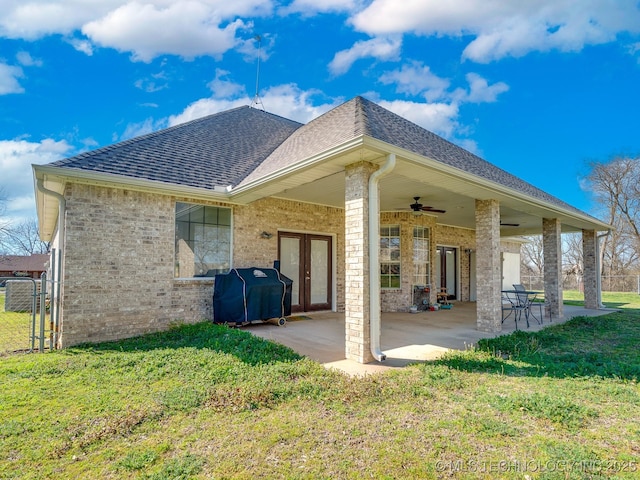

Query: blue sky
left=1, top=0, right=640, bottom=226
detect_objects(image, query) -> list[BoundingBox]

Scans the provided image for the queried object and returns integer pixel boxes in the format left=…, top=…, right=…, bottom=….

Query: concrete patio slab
left=246, top=302, right=617, bottom=376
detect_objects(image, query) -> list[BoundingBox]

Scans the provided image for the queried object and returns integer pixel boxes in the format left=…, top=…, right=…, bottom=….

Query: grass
left=1, top=299, right=639, bottom=478
left=0, top=291, right=35, bottom=354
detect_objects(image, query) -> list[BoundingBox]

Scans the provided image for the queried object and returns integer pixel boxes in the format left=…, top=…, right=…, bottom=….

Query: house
left=0, top=254, right=49, bottom=280
left=33, top=96, right=610, bottom=363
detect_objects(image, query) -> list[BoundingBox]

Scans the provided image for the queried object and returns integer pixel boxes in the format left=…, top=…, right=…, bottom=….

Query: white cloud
left=0, top=0, right=119, bottom=39
left=379, top=61, right=450, bottom=101
left=252, top=84, right=338, bottom=123
left=1, top=1, right=274, bottom=60
left=329, top=36, right=401, bottom=75
left=280, top=0, right=360, bottom=16
left=461, top=73, right=509, bottom=103
left=169, top=82, right=337, bottom=126
left=629, top=41, right=640, bottom=62
left=0, top=63, right=24, bottom=94
left=378, top=62, right=508, bottom=105
left=117, top=117, right=168, bottom=141
left=207, top=69, right=246, bottom=99
left=375, top=65, right=508, bottom=141
left=379, top=99, right=460, bottom=138
left=0, top=137, right=73, bottom=222
left=66, top=37, right=94, bottom=56
left=351, top=0, right=640, bottom=62
left=169, top=97, right=249, bottom=126
left=83, top=3, right=246, bottom=62
left=16, top=51, right=42, bottom=67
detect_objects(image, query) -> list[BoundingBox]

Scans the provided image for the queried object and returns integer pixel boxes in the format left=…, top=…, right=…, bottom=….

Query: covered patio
left=248, top=302, right=617, bottom=376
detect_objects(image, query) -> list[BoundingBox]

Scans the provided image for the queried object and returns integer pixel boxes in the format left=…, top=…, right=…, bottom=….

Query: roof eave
left=33, top=164, right=235, bottom=241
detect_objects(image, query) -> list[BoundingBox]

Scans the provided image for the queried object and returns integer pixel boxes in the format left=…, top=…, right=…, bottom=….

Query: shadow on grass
left=67, top=321, right=304, bottom=366
left=432, top=311, right=640, bottom=381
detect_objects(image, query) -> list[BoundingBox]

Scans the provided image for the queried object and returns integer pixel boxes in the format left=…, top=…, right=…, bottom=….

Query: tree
left=0, top=219, right=49, bottom=255
left=583, top=155, right=640, bottom=289
left=0, top=188, right=9, bottom=239
left=520, top=235, right=544, bottom=276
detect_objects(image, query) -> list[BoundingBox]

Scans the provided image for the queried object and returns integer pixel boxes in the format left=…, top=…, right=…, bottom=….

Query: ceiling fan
left=500, top=221, right=520, bottom=227
left=409, top=197, right=446, bottom=214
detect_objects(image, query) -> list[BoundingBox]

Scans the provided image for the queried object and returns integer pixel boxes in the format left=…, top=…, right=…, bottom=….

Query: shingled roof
left=47, top=96, right=586, bottom=216
left=49, top=106, right=302, bottom=190
left=240, top=97, right=583, bottom=215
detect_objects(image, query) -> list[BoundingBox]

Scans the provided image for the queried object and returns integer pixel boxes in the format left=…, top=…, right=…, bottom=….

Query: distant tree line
left=521, top=155, right=640, bottom=292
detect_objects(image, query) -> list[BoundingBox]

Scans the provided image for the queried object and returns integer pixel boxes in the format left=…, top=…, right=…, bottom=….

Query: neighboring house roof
left=49, top=106, right=302, bottom=190
left=0, top=254, right=48, bottom=273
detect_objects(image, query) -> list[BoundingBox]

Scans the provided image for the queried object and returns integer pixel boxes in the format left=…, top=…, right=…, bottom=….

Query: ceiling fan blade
left=500, top=222, right=520, bottom=227
left=422, top=206, right=446, bottom=214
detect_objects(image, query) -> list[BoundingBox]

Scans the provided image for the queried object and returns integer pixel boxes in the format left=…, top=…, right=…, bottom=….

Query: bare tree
left=582, top=156, right=640, bottom=291
left=0, top=188, right=9, bottom=239
left=0, top=219, right=49, bottom=255
left=585, top=156, right=640, bottom=249
left=520, top=235, right=544, bottom=275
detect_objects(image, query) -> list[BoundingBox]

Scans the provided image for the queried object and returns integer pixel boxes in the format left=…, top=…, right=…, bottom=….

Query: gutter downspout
left=596, top=230, right=610, bottom=309
left=368, top=153, right=396, bottom=362
left=36, top=179, right=65, bottom=348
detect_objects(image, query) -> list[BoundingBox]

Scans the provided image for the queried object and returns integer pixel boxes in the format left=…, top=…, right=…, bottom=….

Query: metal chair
left=513, top=284, right=544, bottom=325
left=502, top=291, right=528, bottom=329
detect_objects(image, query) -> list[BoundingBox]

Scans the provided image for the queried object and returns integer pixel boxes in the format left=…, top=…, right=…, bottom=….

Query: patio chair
left=437, top=287, right=449, bottom=305
left=502, top=291, right=528, bottom=329
left=513, top=284, right=544, bottom=325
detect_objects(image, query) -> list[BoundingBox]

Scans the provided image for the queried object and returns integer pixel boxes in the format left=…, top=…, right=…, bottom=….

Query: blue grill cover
left=213, top=268, right=292, bottom=324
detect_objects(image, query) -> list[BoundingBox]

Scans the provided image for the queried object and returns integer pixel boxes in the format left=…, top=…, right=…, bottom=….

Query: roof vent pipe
left=368, top=153, right=396, bottom=362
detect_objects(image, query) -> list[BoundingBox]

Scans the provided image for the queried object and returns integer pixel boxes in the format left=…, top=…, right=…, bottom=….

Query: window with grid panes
left=175, top=202, right=231, bottom=278
left=380, top=225, right=401, bottom=289
left=413, top=226, right=430, bottom=287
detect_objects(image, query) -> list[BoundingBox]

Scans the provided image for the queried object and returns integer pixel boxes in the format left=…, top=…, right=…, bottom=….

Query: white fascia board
left=33, top=164, right=234, bottom=203
left=378, top=139, right=611, bottom=231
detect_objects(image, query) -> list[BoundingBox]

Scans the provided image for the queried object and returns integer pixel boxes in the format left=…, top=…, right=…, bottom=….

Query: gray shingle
left=240, top=96, right=587, bottom=216
left=50, top=96, right=588, bottom=218
left=50, top=106, right=302, bottom=189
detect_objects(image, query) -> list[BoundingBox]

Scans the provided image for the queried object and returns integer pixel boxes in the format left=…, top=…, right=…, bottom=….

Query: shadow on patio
left=246, top=302, right=616, bottom=376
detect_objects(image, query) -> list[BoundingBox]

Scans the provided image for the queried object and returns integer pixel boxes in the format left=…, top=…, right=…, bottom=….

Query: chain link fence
left=521, top=275, right=640, bottom=293
left=0, top=276, right=50, bottom=356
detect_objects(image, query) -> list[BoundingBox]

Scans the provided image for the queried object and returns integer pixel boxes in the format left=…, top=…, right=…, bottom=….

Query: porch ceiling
left=271, top=156, right=602, bottom=236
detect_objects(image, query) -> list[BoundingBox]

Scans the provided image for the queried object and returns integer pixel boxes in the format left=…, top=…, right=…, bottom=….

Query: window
left=175, top=202, right=231, bottom=278
left=413, top=226, right=430, bottom=287
left=380, top=225, right=401, bottom=288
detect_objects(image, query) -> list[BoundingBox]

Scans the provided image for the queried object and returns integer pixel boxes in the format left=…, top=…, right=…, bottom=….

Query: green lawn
left=563, top=289, right=640, bottom=309
left=1, top=302, right=639, bottom=478
left=0, top=291, right=34, bottom=354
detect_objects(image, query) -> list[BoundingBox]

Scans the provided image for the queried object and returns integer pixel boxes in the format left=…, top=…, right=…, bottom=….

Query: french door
left=436, top=246, right=457, bottom=300
left=278, top=232, right=332, bottom=312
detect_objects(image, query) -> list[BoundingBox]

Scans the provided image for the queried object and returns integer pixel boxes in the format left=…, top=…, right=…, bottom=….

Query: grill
left=213, top=267, right=292, bottom=326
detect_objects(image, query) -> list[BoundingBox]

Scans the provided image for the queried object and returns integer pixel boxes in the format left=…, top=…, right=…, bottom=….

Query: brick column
left=543, top=218, right=563, bottom=319
left=582, top=229, right=598, bottom=309
left=344, top=161, right=377, bottom=363
left=475, top=199, right=502, bottom=332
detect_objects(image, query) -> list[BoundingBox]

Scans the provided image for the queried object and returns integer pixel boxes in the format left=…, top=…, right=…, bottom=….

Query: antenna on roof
left=250, top=34, right=265, bottom=111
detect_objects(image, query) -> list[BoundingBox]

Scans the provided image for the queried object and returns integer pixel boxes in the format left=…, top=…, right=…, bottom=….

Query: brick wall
left=61, top=184, right=178, bottom=346
left=378, top=214, right=477, bottom=311
left=58, top=182, right=520, bottom=346
left=59, top=185, right=345, bottom=346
